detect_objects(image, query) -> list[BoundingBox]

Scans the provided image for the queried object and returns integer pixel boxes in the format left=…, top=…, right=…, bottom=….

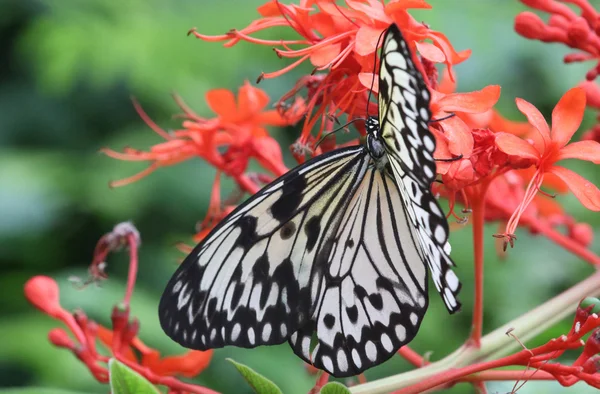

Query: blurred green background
left=2, top=0, right=600, bottom=393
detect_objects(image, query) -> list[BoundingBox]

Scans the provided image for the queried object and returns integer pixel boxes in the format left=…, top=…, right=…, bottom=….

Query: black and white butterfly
left=158, top=23, right=461, bottom=378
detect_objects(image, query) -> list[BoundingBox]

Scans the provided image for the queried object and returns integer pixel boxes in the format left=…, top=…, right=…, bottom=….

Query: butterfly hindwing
left=377, top=24, right=461, bottom=313
left=288, top=167, right=429, bottom=376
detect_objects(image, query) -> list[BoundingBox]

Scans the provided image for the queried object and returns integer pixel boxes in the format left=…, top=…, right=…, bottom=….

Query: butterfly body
left=159, top=24, right=461, bottom=378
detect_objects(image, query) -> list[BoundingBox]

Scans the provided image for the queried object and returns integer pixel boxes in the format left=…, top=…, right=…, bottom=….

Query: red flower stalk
left=103, top=82, right=303, bottom=191
left=495, top=87, right=600, bottom=246
left=24, top=223, right=215, bottom=394
left=515, top=0, right=600, bottom=80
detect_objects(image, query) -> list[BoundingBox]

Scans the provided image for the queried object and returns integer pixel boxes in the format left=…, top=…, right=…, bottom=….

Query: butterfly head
left=365, top=116, right=385, bottom=160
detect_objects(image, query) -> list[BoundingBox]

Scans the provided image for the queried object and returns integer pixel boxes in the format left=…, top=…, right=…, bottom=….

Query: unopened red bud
left=579, top=81, right=600, bottom=108
left=515, top=12, right=549, bottom=40
left=567, top=17, right=592, bottom=44
left=48, top=328, right=75, bottom=349
left=569, top=222, right=593, bottom=247
left=24, top=276, right=63, bottom=318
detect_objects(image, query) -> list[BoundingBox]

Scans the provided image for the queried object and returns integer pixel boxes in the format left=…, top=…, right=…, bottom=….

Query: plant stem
left=122, top=234, right=139, bottom=307
left=469, top=192, right=486, bottom=347
left=348, top=269, right=600, bottom=394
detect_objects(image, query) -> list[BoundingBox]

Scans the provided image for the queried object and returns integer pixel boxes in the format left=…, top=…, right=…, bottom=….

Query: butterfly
left=158, top=23, right=461, bottom=378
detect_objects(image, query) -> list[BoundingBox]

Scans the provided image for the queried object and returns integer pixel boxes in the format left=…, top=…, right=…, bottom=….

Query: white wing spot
left=231, top=323, right=241, bottom=342
left=423, top=135, right=435, bottom=151
left=446, top=270, right=460, bottom=291
left=336, top=349, right=348, bottom=373
left=280, top=323, right=287, bottom=338
left=365, top=340, right=378, bottom=362
left=435, top=225, right=446, bottom=243
left=444, top=241, right=452, bottom=255
left=210, top=328, right=216, bottom=341
left=410, top=312, right=418, bottom=326
left=322, top=355, right=334, bottom=374
left=301, top=336, right=311, bottom=359
left=381, top=333, right=394, bottom=353
left=172, top=280, right=182, bottom=293
left=262, top=323, right=272, bottom=342
left=395, top=324, right=407, bottom=341
left=248, top=327, right=256, bottom=345
left=352, top=348, right=362, bottom=369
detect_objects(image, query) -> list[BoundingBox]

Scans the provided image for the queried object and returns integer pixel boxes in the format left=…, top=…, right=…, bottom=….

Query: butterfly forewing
left=159, top=147, right=367, bottom=351
left=377, top=24, right=461, bottom=312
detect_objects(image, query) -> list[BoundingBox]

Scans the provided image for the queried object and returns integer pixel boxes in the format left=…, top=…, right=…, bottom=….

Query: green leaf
left=226, top=358, right=283, bottom=394
left=109, top=358, right=160, bottom=394
left=320, top=382, right=351, bottom=394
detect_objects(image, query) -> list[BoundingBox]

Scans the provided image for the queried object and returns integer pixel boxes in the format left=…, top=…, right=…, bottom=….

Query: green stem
left=349, top=270, right=600, bottom=394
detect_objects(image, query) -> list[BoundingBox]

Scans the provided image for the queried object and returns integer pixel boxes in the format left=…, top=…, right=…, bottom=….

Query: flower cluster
left=24, top=0, right=600, bottom=393
left=24, top=223, right=215, bottom=394
left=192, top=0, right=470, bottom=156
left=515, top=0, right=600, bottom=80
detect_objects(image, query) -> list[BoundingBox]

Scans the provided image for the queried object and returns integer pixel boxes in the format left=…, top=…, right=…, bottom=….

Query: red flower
left=192, top=1, right=469, bottom=157
left=103, top=82, right=302, bottom=188
left=515, top=0, right=600, bottom=80
left=431, top=84, right=501, bottom=162
left=24, top=225, right=216, bottom=393
left=495, top=87, right=600, bottom=241
left=97, top=325, right=213, bottom=378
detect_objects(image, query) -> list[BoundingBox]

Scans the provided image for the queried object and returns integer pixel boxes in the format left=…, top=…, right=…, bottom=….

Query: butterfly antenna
left=429, top=113, right=456, bottom=123
left=366, top=28, right=388, bottom=117
left=434, top=154, right=463, bottom=162
left=314, top=118, right=366, bottom=149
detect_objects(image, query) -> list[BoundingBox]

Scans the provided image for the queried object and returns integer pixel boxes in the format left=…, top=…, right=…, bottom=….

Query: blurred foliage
left=1, top=0, right=600, bottom=393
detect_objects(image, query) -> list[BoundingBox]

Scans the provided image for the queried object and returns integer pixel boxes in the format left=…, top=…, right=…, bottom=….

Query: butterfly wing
left=288, top=166, right=429, bottom=377
left=377, top=23, right=461, bottom=313
left=159, top=146, right=369, bottom=351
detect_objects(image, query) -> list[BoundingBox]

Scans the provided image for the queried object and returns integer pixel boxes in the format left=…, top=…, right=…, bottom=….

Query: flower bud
left=24, top=276, right=63, bottom=318
left=48, top=328, right=75, bottom=349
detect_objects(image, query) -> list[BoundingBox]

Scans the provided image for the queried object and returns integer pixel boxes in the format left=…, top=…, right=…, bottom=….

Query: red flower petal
left=558, top=140, right=600, bottom=164
left=238, top=82, right=270, bottom=119
left=346, top=0, right=389, bottom=23
left=436, top=85, right=500, bottom=114
left=355, top=25, right=386, bottom=57
left=495, top=132, right=540, bottom=161
left=358, top=72, right=378, bottom=92
left=257, top=0, right=280, bottom=17
left=443, top=116, right=474, bottom=157
left=550, top=166, right=600, bottom=211
left=416, top=41, right=445, bottom=63
left=206, top=89, right=237, bottom=119
left=551, top=87, right=586, bottom=148
left=515, top=97, right=551, bottom=145
left=24, top=276, right=63, bottom=318
left=309, top=43, right=342, bottom=66
left=144, top=350, right=213, bottom=378
left=385, top=0, right=432, bottom=11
